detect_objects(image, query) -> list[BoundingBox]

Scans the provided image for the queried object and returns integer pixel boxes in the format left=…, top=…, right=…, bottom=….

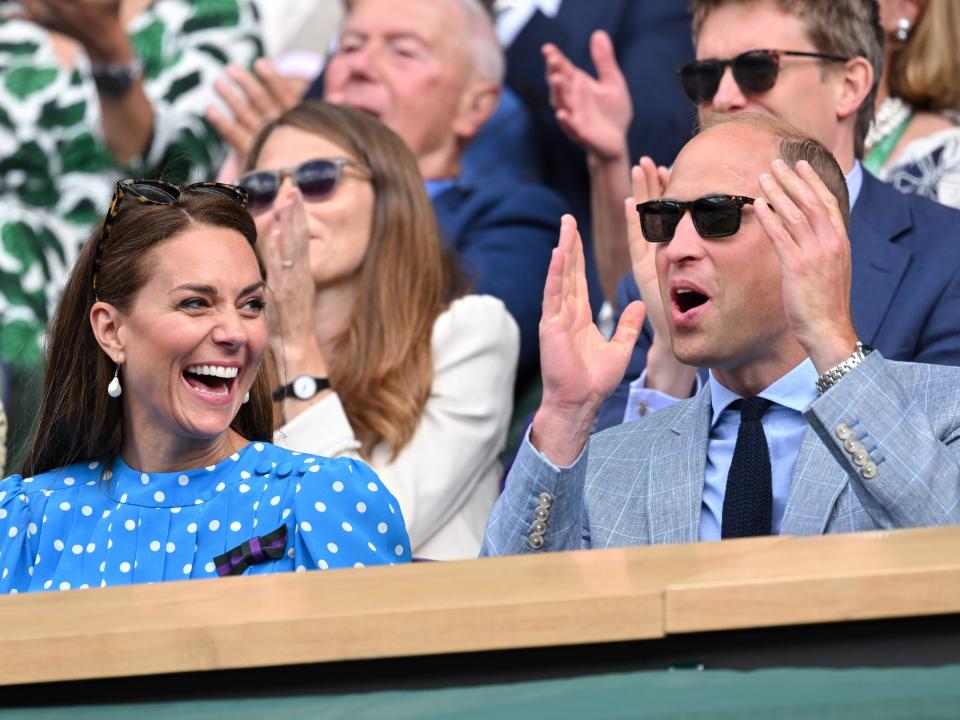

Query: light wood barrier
left=2, top=526, right=960, bottom=687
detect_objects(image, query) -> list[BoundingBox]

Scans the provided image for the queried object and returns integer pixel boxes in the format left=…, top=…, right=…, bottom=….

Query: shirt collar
left=708, top=358, right=819, bottom=427
left=424, top=177, right=459, bottom=200
left=846, top=161, right=863, bottom=209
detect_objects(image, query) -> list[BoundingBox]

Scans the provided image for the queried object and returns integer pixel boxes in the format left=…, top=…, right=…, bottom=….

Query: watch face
left=292, top=375, right=317, bottom=400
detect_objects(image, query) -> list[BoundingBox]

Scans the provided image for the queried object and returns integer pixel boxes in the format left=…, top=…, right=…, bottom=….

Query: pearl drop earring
left=896, top=17, right=911, bottom=41
left=107, top=365, right=122, bottom=398
left=243, top=391, right=250, bottom=404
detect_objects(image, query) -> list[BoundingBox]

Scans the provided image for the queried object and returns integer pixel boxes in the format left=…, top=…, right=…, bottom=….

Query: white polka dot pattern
left=0, top=444, right=411, bottom=593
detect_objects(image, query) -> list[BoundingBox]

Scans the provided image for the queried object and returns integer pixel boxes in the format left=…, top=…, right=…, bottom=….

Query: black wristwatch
left=272, top=375, right=330, bottom=402
left=91, top=57, right=145, bottom=97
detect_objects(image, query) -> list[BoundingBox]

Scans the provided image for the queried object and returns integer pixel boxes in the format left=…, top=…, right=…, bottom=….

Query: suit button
left=843, top=438, right=861, bottom=454
left=538, top=492, right=553, bottom=508
left=531, top=520, right=547, bottom=535
left=852, top=450, right=869, bottom=466
left=528, top=534, right=544, bottom=550
left=861, top=462, right=878, bottom=480
left=534, top=506, right=550, bottom=521
left=835, top=423, right=852, bottom=440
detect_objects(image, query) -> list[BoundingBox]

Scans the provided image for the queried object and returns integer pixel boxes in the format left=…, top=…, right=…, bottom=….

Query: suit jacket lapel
left=849, top=173, right=912, bottom=344
left=646, top=385, right=712, bottom=544
left=780, top=426, right=846, bottom=535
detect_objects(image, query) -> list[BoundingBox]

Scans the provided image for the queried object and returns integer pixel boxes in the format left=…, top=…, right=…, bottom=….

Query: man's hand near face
left=755, top=159, right=860, bottom=373
left=531, top=216, right=645, bottom=467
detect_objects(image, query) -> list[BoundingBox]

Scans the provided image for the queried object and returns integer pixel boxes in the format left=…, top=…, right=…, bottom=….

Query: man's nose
left=707, top=67, right=747, bottom=112
left=661, top=213, right=706, bottom=264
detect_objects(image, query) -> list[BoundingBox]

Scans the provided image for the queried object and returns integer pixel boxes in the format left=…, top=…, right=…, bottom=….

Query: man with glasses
left=545, top=0, right=960, bottom=431
left=482, top=112, right=960, bottom=555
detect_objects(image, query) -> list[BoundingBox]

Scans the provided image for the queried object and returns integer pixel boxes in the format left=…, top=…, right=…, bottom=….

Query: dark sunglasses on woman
left=93, top=179, right=249, bottom=293
left=677, top=49, right=849, bottom=105
left=637, top=195, right=758, bottom=243
left=238, top=158, right=369, bottom=214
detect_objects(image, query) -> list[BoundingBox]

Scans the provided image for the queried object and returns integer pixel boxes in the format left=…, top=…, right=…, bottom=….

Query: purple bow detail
left=213, top=524, right=288, bottom=577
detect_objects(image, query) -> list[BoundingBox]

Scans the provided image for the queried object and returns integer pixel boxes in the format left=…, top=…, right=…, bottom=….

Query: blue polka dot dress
left=0, top=442, right=411, bottom=593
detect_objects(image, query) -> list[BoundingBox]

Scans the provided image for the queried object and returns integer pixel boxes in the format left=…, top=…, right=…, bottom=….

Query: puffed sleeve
left=0, top=476, right=36, bottom=594
left=130, top=0, right=263, bottom=180
left=292, top=458, right=411, bottom=570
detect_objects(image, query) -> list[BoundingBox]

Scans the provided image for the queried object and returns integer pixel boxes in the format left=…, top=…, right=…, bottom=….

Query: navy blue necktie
left=721, top=397, right=774, bottom=538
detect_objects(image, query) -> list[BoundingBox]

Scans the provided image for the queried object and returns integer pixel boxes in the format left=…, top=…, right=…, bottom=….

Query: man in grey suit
left=482, top=112, right=960, bottom=555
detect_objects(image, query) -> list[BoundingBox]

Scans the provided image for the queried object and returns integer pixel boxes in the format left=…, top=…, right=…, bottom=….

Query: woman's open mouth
left=182, top=364, right=240, bottom=401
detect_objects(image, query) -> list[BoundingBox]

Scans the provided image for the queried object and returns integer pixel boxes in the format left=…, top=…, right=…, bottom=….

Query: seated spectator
left=586, top=0, right=960, bottom=430
left=868, top=0, right=960, bottom=207
left=0, top=182, right=410, bottom=594
left=0, top=0, right=262, bottom=465
left=243, top=101, right=519, bottom=560
left=472, top=2, right=697, bottom=308
left=209, top=0, right=564, bottom=394
left=483, top=113, right=960, bottom=556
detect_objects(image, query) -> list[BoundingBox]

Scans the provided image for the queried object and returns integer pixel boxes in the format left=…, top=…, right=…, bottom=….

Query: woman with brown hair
left=0, top=182, right=409, bottom=594
left=240, top=101, right=519, bottom=560
left=869, top=0, right=960, bottom=207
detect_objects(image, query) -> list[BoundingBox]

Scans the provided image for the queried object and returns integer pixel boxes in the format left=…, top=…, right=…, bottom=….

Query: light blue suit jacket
left=482, top=353, right=960, bottom=554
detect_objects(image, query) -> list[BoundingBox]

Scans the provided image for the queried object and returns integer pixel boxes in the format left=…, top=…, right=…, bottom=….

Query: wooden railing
left=3, top=525, right=960, bottom=686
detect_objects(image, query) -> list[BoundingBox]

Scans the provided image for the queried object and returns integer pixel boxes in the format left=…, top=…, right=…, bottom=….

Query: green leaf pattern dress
left=0, top=0, right=263, bottom=372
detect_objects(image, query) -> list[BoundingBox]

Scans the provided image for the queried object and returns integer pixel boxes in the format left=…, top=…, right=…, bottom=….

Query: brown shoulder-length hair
left=244, top=101, right=465, bottom=459
left=20, top=191, right=276, bottom=477
left=888, top=0, right=960, bottom=112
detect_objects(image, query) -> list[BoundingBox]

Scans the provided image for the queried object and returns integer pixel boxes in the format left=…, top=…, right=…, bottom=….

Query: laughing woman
left=0, top=182, right=410, bottom=594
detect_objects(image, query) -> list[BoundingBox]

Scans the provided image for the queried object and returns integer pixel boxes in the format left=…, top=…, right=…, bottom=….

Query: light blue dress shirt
left=700, top=359, right=819, bottom=540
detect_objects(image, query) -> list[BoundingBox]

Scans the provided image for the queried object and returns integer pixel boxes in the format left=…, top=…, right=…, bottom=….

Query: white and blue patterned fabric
left=0, top=442, right=410, bottom=593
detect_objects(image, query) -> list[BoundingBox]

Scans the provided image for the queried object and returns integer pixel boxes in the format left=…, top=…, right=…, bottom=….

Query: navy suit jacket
left=596, top=170, right=960, bottom=430
left=432, top=180, right=566, bottom=387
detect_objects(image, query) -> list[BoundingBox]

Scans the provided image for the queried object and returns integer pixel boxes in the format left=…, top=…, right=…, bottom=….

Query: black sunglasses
left=677, top=49, right=849, bottom=105
left=238, top=158, right=369, bottom=213
left=92, top=179, right=249, bottom=294
left=637, top=195, right=758, bottom=243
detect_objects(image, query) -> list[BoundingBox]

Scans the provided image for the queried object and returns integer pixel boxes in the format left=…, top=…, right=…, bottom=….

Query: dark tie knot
left=735, top=396, right=772, bottom=422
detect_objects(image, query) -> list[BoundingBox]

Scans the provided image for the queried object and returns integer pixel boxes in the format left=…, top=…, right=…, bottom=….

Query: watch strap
left=272, top=376, right=330, bottom=402
left=815, top=342, right=873, bottom=395
left=91, top=57, right=145, bottom=97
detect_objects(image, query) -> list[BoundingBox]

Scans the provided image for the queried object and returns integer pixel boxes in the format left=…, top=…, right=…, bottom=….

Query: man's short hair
left=690, top=0, right=884, bottom=159
left=453, top=0, right=505, bottom=86
left=700, top=111, right=851, bottom=228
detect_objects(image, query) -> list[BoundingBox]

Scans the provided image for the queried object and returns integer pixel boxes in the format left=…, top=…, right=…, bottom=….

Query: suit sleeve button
left=836, top=423, right=852, bottom=440
left=528, top=534, right=545, bottom=549
left=538, top=492, right=553, bottom=508
left=534, top=506, right=550, bottom=521
left=852, top=450, right=869, bottom=466
left=861, top=462, right=878, bottom=480
left=531, top=520, right=547, bottom=535
left=843, top=438, right=862, bottom=454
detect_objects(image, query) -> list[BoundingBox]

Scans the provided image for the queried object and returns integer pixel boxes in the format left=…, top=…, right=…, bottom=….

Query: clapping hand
left=256, top=188, right=315, bottom=343
left=531, top=215, right=645, bottom=466
left=754, top=159, right=858, bottom=372
left=207, top=60, right=302, bottom=166
left=543, top=31, right=632, bottom=161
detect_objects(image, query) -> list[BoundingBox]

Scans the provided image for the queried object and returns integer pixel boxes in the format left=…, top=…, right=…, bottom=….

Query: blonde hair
left=246, top=102, right=465, bottom=459
left=888, top=0, right=960, bottom=111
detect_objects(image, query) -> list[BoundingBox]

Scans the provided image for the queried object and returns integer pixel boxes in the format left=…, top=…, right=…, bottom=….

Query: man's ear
left=90, top=301, right=126, bottom=365
left=835, top=56, right=874, bottom=124
left=451, top=80, right=500, bottom=142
